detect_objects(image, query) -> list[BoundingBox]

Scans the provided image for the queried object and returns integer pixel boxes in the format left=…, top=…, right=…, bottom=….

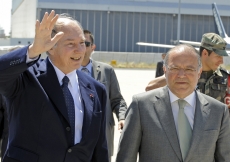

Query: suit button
left=66, top=127, right=70, bottom=131
left=68, top=149, right=72, bottom=153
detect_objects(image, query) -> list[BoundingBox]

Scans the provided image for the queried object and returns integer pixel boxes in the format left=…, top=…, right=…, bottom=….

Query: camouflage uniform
left=197, top=67, right=229, bottom=103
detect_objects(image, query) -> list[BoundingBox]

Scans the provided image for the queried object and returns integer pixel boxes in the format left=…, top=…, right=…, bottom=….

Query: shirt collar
left=168, top=87, right=196, bottom=108
left=48, top=58, right=78, bottom=87
left=79, top=59, right=92, bottom=74
left=214, top=67, right=223, bottom=77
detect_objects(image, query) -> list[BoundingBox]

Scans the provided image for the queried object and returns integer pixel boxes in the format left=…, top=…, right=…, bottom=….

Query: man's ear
left=198, top=67, right=203, bottom=79
left=48, top=45, right=56, bottom=56
left=92, top=44, right=96, bottom=50
left=202, top=49, right=209, bottom=57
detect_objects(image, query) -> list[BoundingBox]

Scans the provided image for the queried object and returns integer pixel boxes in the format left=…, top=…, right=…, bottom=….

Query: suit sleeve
left=109, top=68, right=127, bottom=120
left=91, top=86, right=109, bottom=162
left=116, top=96, right=142, bottom=162
left=0, top=46, right=38, bottom=98
left=214, top=105, right=230, bottom=161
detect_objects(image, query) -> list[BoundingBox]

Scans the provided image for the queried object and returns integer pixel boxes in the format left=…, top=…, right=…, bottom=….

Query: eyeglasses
left=166, top=66, right=197, bottom=75
left=85, top=41, right=92, bottom=47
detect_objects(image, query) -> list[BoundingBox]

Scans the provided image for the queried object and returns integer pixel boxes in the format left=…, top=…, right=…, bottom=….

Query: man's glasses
left=166, top=66, right=197, bottom=75
left=85, top=41, right=92, bottom=47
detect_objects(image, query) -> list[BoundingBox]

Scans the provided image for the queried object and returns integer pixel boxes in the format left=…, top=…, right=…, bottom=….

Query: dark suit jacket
left=0, top=46, right=109, bottom=162
left=155, top=60, right=164, bottom=78
left=91, top=60, right=127, bottom=156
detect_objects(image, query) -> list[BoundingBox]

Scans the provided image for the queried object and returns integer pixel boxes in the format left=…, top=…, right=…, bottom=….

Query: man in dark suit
left=155, top=53, right=166, bottom=78
left=0, top=11, right=108, bottom=162
left=116, top=44, right=230, bottom=162
left=79, top=30, right=127, bottom=161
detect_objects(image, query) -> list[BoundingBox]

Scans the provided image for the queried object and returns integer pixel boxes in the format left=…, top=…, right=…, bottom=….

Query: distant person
left=145, top=33, right=230, bottom=108
left=116, top=44, right=230, bottom=162
left=0, top=11, right=109, bottom=161
left=155, top=53, right=166, bottom=78
left=79, top=30, right=127, bottom=162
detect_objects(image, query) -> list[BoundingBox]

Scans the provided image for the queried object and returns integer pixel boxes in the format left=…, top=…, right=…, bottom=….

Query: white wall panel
left=12, top=0, right=36, bottom=38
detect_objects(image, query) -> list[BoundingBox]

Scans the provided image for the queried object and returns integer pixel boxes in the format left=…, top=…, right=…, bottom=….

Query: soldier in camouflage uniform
left=146, top=33, right=230, bottom=107
left=197, top=33, right=229, bottom=104
left=197, top=67, right=228, bottom=103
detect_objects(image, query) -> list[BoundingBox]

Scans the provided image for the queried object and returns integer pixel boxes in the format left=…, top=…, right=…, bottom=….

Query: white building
left=11, top=0, right=230, bottom=53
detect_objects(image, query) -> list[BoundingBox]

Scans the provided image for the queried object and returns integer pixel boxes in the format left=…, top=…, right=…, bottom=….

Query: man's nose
left=177, top=69, right=186, bottom=77
left=75, top=44, right=86, bottom=52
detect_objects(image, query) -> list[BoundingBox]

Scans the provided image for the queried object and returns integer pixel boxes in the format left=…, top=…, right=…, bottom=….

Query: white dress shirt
left=168, top=88, right=196, bottom=134
left=50, top=59, right=84, bottom=144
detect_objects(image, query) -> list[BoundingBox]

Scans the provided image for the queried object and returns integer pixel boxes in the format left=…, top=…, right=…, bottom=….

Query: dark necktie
left=61, top=76, right=75, bottom=145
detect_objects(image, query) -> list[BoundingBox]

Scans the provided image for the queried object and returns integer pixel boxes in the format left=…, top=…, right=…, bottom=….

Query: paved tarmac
left=111, top=68, right=155, bottom=162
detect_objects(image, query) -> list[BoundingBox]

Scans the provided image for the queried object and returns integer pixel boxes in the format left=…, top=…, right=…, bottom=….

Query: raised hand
left=28, top=10, right=64, bottom=58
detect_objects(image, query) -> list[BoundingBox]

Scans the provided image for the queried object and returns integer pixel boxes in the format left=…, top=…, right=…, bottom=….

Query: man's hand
left=28, top=10, right=64, bottom=58
left=118, top=120, right=125, bottom=133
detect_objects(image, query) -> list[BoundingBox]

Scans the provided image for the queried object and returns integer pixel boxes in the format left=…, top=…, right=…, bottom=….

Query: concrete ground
left=111, top=68, right=155, bottom=162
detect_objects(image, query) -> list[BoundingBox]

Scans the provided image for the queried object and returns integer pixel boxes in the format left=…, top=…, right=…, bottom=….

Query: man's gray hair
left=164, top=44, right=202, bottom=69
left=52, top=13, right=83, bottom=35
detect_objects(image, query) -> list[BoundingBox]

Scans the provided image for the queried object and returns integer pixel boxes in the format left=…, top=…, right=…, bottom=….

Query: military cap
left=200, top=33, right=228, bottom=56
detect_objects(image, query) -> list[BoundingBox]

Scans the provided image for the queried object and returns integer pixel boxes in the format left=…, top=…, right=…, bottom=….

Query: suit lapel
left=154, top=87, right=183, bottom=161
left=77, top=71, right=95, bottom=139
left=36, top=58, right=69, bottom=124
left=185, top=92, right=210, bottom=162
left=92, top=60, right=101, bottom=80
left=35, top=60, right=97, bottom=140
